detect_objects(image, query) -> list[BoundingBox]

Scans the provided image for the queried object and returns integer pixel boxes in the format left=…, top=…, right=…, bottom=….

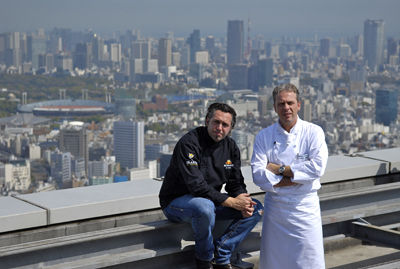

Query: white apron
left=259, top=191, right=325, bottom=269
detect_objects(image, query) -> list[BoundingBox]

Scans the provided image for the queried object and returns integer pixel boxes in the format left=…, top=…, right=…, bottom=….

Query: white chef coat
left=251, top=117, right=328, bottom=269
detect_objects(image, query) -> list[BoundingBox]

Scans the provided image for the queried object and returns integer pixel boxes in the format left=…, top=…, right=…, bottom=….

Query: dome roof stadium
left=18, top=99, right=116, bottom=117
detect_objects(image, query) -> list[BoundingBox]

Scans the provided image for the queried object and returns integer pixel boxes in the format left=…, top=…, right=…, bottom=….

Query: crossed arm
left=266, top=163, right=299, bottom=187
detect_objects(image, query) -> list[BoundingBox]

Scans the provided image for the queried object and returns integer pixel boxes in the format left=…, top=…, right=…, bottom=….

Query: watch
left=278, top=165, right=286, bottom=175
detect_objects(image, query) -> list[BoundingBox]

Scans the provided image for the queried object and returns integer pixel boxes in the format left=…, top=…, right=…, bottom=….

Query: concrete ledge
left=0, top=197, right=46, bottom=233
left=16, top=179, right=163, bottom=225
left=359, top=147, right=400, bottom=173
left=321, top=155, right=388, bottom=183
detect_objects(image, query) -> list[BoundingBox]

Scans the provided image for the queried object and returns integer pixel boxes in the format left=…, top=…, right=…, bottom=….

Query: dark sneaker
left=212, top=263, right=233, bottom=269
left=195, top=258, right=213, bottom=269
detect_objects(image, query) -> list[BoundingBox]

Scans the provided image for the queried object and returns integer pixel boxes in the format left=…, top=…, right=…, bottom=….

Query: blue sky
left=1, top=0, right=399, bottom=38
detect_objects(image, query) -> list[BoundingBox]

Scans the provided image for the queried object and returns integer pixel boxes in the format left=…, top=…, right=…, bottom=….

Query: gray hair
left=272, top=83, right=300, bottom=104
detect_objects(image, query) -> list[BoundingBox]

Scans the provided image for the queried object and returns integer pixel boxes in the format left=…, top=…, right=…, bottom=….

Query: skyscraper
left=187, top=29, right=201, bottom=64
left=227, top=20, right=244, bottom=65
left=73, top=43, right=91, bottom=70
left=387, top=37, right=398, bottom=63
left=363, top=19, right=385, bottom=71
left=158, top=38, right=172, bottom=69
left=131, top=40, right=151, bottom=59
left=59, top=123, right=88, bottom=175
left=375, top=89, right=398, bottom=126
left=258, top=58, right=274, bottom=87
left=228, top=64, right=248, bottom=89
left=320, top=38, right=331, bottom=57
left=113, top=121, right=144, bottom=169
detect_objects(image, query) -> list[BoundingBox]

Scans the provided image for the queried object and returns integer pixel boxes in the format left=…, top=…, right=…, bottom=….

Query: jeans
left=163, top=194, right=263, bottom=264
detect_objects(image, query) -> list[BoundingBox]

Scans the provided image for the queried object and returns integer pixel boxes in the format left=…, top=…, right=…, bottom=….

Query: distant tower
left=73, top=43, right=89, bottom=69
left=113, top=121, right=144, bottom=169
left=257, top=58, right=273, bottom=87
left=227, top=20, right=244, bottom=65
left=59, top=88, right=66, bottom=100
left=22, top=92, right=27, bottom=105
left=59, top=123, right=88, bottom=176
left=320, top=38, right=331, bottom=57
left=105, top=91, right=112, bottom=103
left=245, top=18, right=252, bottom=60
left=131, top=40, right=151, bottom=59
left=300, top=99, right=312, bottom=122
left=363, top=19, right=385, bottom=71
left=81, top=89, right=88, bottom=100
left=387, top=37, right=398, bottom=63
left=158, top=38, right=172, bottom=69
left=375, top=88, right=398, bottom=126
left=187, top=29, right=201, bottom=64
left=205, top=36, right=215, bottom=59
left=110, top=43, right=122, bottom=63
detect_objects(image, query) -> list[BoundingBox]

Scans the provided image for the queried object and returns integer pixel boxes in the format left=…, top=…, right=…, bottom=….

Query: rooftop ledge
left=1, top=147, right=399, bottom=234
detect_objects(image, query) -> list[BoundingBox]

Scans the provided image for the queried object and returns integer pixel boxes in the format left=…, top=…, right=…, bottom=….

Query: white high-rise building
left=113, top=121, right=145, bottom=169
left=110, top=43, right=122, bottom=63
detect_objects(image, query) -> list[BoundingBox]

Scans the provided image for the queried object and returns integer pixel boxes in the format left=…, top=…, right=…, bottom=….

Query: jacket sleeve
left=224, top=142, right=247, bottom=197
left=251, top=129, right=282, bottom=192
left=290, top=125, right=328, bottom=184
left=176, top=139, right=229, bottom=205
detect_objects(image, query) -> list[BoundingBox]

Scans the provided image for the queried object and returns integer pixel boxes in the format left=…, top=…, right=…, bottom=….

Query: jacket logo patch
left=224, top=159, right=234, bottom=169
left=186, top=153, right=198, bottom=166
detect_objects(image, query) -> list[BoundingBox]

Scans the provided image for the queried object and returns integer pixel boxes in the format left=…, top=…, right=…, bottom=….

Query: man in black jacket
left=159, top=103, right=263, bottom=269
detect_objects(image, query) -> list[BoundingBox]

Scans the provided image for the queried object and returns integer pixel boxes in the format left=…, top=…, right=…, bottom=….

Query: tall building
left=59, top=122, right=88, bottom=175
left=91, top=35, right=105, bottom=64
left=187, top=29, right=201, bottom=63
left=320, top=38, right=331, bottom=57
left=300, top=99, right=312, bottom=122
left=4, top=160, right=31, bottom=192
left=205, top=35, right=215, bottom=59
left=227, top=20, right=244, bottom=65
left=228, top=64, right=248, bottom=89
left=375, top=88, right=398, bottom=126
left=387, top=37, right=398, bottom=63
left=258, top=58, right=273, bottom=87
left=110, top=43, right=122, bottom=63
left=50, top=151, right=72, bottom=188
left=113, top=121, right=144, bottom=169
left=73, top=43, right=91, bottom=69
left=131, top=40, right=151, bottom=59
left=158, top=38, right=172, bottom=69
left=363, top=19, right=385, bottom=71
left=145, top=143, right=169, bottom=161
left=30, top=31, right=47, bottom=70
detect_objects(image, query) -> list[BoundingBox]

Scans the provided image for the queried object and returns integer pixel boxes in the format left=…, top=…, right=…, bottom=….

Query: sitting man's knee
left=193, top=198, right=216, bottom=219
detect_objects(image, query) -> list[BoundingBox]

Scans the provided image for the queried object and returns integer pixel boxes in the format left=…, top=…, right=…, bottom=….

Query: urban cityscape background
left=0, top=1, right=399, bottom=196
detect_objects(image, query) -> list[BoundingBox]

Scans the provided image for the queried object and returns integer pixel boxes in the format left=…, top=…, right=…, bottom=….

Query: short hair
left=205, top=102, right=237, bottom=128
left=272, top=83, right=300, bottom=104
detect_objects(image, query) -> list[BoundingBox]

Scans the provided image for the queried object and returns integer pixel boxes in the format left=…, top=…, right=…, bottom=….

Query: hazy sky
left=1, top=0, right=400, bottom=39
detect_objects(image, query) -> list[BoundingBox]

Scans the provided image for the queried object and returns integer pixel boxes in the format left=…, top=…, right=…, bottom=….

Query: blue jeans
left=163, top=194, right=263, bottom=264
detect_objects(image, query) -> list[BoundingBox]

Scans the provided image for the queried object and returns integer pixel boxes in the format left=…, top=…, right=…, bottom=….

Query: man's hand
left=222, top=193, right=257, bottom=217
left=274, top=176, right=298, bottom=187
left=267, top=163, right=280, bottom=175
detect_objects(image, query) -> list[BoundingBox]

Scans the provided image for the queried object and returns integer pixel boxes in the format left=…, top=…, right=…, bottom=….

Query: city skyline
left=1, top=0, right=400, bottom=38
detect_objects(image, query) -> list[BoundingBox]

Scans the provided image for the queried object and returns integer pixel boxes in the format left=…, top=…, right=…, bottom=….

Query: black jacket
left=159, top=126, right=247, bottom=209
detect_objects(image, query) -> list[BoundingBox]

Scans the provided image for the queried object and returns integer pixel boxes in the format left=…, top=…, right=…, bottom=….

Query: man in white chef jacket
left=251, top=83, right=328, bottom=269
